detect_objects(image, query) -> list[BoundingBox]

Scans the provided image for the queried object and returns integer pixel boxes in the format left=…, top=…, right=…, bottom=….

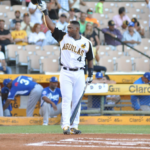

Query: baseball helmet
left=31, top=0, right=42, bottom=5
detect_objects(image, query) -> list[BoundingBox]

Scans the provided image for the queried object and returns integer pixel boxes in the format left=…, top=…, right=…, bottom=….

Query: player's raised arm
left=37, top=1, right=55, bottom=33
left=37, top=1, right=66, bottom=42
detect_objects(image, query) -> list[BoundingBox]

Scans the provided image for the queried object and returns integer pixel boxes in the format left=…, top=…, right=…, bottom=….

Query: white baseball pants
left=40, top=102, right=62, bottom=125
left=60, top=68, right=85, bottom=129
left=0, top=96, right=3, bottom=116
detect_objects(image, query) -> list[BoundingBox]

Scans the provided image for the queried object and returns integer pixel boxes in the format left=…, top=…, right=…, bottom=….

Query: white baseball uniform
left=52, top=28, right=93, bottom=129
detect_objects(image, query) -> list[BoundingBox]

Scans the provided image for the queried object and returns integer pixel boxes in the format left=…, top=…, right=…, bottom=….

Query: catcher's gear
left=31, top=0, right=42, bottom=5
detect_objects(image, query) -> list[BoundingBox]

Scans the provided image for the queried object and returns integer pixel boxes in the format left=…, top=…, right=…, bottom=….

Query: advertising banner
left=0, top=116, right=150, bottom=125
left=85, top=84, right=150, bottom=95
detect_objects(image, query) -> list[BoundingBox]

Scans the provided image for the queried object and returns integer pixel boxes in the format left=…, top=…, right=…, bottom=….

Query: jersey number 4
left=77, top=56, right=82, bottom=62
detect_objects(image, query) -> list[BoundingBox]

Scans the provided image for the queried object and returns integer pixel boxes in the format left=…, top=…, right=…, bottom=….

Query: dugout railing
left=81, top=84, right=150, bottom=115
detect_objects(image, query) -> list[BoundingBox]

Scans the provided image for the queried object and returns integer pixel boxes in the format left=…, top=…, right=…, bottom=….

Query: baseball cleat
left=63, top=126, right=70, bottom=135
left=70, top=128, right=81, bottom=134
left=43, top=122, right=48, bottom=126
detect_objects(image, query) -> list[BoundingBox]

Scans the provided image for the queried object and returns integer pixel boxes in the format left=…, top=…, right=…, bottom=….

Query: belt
left=63, top=67, right=84, bottom=71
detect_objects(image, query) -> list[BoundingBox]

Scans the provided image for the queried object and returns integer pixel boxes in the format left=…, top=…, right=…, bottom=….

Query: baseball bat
left=70, top=83, right=88, bottom=125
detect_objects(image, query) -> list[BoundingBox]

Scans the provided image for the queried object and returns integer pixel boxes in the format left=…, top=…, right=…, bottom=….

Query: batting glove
left=37, top=1, right=46, bottom=12
left=86, top=77, right=93, bottom=84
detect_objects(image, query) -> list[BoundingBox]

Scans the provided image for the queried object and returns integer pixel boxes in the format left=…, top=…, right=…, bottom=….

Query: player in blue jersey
left=3, top=75, right=43, bottom=116
left=40, top=77, right=62, bottom=125
left=2, top=87, right=12, bottom=116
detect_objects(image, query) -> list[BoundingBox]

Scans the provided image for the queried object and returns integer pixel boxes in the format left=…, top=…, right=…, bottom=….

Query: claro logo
left=109, top=85, right=120, bottom=92
left=129, top=85, right=150, bottom=93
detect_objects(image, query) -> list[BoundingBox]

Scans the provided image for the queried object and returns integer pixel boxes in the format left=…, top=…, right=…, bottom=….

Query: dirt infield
left=0, top=134, right=150, bottom=150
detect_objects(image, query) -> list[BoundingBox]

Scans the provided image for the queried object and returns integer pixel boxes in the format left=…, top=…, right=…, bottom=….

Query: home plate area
left=1, top=134, right=150, bottom=150
left=26, top=135, right=150, bottom=150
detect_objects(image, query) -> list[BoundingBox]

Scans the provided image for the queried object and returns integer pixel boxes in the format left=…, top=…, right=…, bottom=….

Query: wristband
left=88, top=68, right=93, bottom=77
left=43, top=9, right=48, bottom=16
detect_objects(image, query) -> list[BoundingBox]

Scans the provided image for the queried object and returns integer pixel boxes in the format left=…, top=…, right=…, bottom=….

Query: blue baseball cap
left=96, top=72, right=103, bottom=79
left=3, top=79, right=12, bottom=87
left=1, top=87, right=9, bottom=94
left=128, top=22, right=135, bottom=27
left=50, top=77, right=58, bottom=82
left=144, top=72, right=150, bottom=81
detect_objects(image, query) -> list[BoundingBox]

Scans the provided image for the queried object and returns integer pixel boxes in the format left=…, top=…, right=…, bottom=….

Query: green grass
left=0, top=125, right=150, bottom=134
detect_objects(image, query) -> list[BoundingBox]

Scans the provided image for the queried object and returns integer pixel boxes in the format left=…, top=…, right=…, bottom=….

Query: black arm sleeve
left=86, top=42, right=94, bottom=61
left=52, top=27, right=66, bottom=43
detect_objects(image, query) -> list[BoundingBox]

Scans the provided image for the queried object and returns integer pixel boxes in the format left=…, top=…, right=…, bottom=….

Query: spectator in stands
left=95, top=0, right=105, bottom=14
left=2, top=87, right=12, bottom=116
left=131, top=18, right=145, bottom=38
left=113, top=7, right=131, bottom=28
left=0, top=19, right=11, bottom=54
left=42, top=30, right=58, bottom=46
left=40, top=15, right=49, bottom=34
left=86, top=8, right=100, bottom=27
left=58, top=0, right=69, bottom=14
left=102, top=20, right=122, bottom=46
left=83, top=22, right=100, bottom=47
left=10, top=0, right=22, bottom=6
left=131, top=72, right=150, bottom=111
left=28, top=1, right=43, bottom=24
left=47, top=0, right=61, bottom=24
left=67, top=8, right=78, bottom=22
left=84, top=43, right=106, bottom=74
left=28, top=23, right=46, bottom=46
left=79, top=12, right=87, bottom=34
left=10, top=10, right=22, bottom=30
left=20, top=13, right=34, bottom=37
left=26, top=0, right=30, bottom=7
left=122, top=22, right=141, bottom=47
left=122, top=20, right=129, bottom=30
left=69, top=0, right=86, bottom=12
left=11, top=22, right=28, bottom=46
left=0, top=45, right=12, bottom=74
left=56, top=14, right=68, bottom=32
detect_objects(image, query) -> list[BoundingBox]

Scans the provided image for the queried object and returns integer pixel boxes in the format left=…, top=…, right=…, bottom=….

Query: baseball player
left=40, top=77, right=62, bottom=125
left=3, top=75, right=43, bottom=116
left=36, top=1, right=93, bottom=134
left=2, top=87, right=12, bottom=116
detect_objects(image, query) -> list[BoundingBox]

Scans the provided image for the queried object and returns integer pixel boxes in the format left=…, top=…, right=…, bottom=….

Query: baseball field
left=0, top=125, right=150, bottom=150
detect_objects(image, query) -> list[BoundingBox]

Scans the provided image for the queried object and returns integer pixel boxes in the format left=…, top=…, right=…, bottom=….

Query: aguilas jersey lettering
left=52, top=28, right=94, bottom=68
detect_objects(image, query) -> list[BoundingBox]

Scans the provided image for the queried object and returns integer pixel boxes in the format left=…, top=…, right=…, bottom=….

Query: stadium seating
left=36, top=50, right=52, bottom=57
left=0, top=1, right=149, bottom=74
left=27, top=55, right=45, bottom=73
left=134, top=58, right=150, bottom=71
left=43, top=45, right=58, bottom=50
left=115, top=56, right=133, bottom=72
left=5, top=45, right=23, bottom=61
left=39, top=58, right=59, bottom=73
left=98, top=56, right=114, bottom=72
left=15, top=51, right=34, bottom=73
left=0, top=5, right=11, bottom=13
left=25, top=45, right=41, bottom=51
